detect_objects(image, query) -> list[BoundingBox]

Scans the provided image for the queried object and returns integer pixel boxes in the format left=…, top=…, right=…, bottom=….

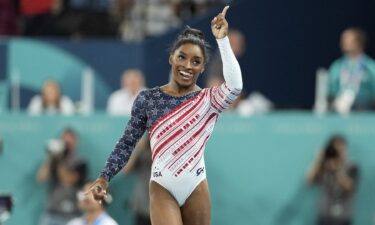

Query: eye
left=178, top=55, right=185, bottom=60
left=193, top=60, right=201, bottom=66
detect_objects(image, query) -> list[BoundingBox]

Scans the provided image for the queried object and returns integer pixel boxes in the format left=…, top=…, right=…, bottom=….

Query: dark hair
left=346, top=27, right=368, bottom=49
left=326, top=134, right=346, bottom=146
left=62, top=127, right=77, bottom=138
left=169, top=26, right=211, bottom=63
left=61, top=127, right=77, bottom=158
left=324, top=134, right=346, bottom=159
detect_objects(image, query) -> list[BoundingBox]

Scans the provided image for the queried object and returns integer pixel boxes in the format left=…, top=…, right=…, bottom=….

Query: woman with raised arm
left=87, top=5, right=242, bottom=225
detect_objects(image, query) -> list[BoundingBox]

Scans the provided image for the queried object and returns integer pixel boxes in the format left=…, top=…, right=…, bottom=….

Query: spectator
left=328, top=28, right=375, bottom=113
left=66, top=181, right=118, bottom=225
left=306, top=135, right=359, bottom=225
left=27, top=79, right=75, bottom=115
left=123, top=136, right=152, bottom=225
left=107, top=69, right=146, bottom=116
left=36, top=128, right=88, bottom=225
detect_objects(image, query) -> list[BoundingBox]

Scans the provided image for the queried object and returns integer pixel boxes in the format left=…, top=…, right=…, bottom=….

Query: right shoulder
left=108, top=89, right=126, bottom=99
left=105, top=217, right=119, bottom=225
left=137, top=87, right=159, bottom=99
left=27, top=95, right=43, bottom=114
left=66, top=218, right=83, bottom=225
left=29, top=95, right=42, bottom=103
left=329, top=57, right=344, bottom=70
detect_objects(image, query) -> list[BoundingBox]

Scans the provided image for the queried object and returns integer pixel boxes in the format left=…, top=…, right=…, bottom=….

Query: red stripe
left=171, top=113, right=217, bottom=175
left=211, top=90, right=225, bottom=111
left=153, top=95, right=206, bottom=148
left=151, top=101, right=204, bottom=159
left=166, top=121, right=209, bottom=170
left=155, top=107, right=210, bottom=161
left=188, top=135, right=211, bottom=172
left=150, top=90, right=204, bottom=136
left=151, top=93, right=207, bottom=159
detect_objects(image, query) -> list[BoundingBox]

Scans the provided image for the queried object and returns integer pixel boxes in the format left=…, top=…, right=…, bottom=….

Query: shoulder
left=329, top=57, right=344, bottom=70
left=103, top=214, right=119, bottom=225
left=61, top=96, right=74, bottom=103
left=109, top=89, right=125, bottom=98
left=29, top=95, right=42, bottom=103
left=66, top=218, right=83, bottom=225
left=27, top=95, right=43, bottom=114
left=363, top=55, right=375, bottom=73
left=137, top=87, right=159, bottom=99
left=131, top=88, right=157, bottom=110
left=364, top=54, right=375, bottom=64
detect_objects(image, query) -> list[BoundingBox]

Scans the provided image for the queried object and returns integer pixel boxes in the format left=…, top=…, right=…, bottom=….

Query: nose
left=183, top=60, right=192, bottom=69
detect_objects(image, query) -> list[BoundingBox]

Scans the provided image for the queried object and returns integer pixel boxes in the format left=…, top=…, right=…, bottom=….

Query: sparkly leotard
left=100, top=36, right=242, bottom=206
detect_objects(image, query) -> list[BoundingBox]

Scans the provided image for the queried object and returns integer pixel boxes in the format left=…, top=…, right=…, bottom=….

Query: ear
left=169, top=55, right=173, bottom=65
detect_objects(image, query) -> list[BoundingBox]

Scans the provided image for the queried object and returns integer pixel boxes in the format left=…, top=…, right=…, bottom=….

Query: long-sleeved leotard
left=100, top=36, right=242, bottom=205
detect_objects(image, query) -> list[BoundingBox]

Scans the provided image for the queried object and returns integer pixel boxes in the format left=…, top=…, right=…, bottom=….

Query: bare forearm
left=36, top=158, right=51, bottom=183
left=306, top=164, right=321, bottom=184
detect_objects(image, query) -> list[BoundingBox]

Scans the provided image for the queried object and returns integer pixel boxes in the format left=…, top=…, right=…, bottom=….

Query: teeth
left=179, top=71, right=192, bottom=77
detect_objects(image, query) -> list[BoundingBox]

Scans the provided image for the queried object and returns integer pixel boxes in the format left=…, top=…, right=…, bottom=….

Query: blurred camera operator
left=36, top=128, right=88, bottom=225
left=306, top=135, right=359, bottom=225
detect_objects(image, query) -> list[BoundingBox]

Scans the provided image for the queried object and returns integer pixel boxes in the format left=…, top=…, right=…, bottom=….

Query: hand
left=314, top=149, right=325, bottom=165
left=211, top=6, right=230, bottom=39
left=85, top=176, right=109, bottom=204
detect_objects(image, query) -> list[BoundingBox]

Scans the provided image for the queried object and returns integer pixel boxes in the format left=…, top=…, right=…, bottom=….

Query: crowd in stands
left=20, top=26, right=375, bottom=117
left=0, top=0, right=231, bottom=40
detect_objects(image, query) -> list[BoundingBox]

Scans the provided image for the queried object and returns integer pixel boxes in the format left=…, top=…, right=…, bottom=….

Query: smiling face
left=169, top=43, right=205, bottom=89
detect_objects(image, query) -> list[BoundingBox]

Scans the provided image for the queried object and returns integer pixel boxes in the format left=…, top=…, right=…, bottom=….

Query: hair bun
left=182, top=26, right=204, bottom=40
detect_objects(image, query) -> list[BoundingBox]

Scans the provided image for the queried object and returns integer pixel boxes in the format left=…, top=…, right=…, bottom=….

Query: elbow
left=227, top=73, right=243, bottom=92
left=237, top=81, right=243, bottom=92
left=232, top=80, right=243, bottom=93
left=233, top=70, right=243, bottom=91
left=36, top=174, right=48, bottom=184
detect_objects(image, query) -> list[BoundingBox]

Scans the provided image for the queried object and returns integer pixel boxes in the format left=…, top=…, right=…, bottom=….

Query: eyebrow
left=178, top=51, right=203, bottom=59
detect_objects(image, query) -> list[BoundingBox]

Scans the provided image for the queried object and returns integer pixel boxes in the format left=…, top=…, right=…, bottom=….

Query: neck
left=346, top=50, right=363, bottom=60
left=166, top=81, right=197, bottom=96
left=85, top=209, right=103, bottom=224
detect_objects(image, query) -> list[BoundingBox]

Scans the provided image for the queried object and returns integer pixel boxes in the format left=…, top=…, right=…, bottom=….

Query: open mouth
left=179, top=70, right=193, bottom=81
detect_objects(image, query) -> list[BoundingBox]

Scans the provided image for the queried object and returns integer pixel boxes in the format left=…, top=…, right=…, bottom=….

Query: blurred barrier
left=0, top=112, right=375, bottom=225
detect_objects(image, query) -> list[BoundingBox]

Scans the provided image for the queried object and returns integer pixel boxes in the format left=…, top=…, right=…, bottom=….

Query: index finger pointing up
left=221, top=5, right=230, bottom=17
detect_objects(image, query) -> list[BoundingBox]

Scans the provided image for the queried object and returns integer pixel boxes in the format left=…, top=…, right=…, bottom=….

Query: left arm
left=209, top=6, right=243, bottom=111
left=211, top=6, right=243, bottom=91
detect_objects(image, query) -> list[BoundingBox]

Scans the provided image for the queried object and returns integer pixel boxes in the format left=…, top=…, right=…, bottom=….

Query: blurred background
left=0, top=0, right=375, bottom=225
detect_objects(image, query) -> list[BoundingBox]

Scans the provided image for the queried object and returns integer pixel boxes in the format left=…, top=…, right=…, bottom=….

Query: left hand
left=211, top=6, right=230, bottom=39
left=84, top=176, right=109, bottom=204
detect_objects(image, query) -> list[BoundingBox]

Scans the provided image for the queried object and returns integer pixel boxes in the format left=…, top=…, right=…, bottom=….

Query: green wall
left=1, top=113, right=375, bottom=225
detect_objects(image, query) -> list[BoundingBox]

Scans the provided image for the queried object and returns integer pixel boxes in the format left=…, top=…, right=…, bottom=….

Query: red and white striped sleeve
left=210, top=36, right=243, bottom=111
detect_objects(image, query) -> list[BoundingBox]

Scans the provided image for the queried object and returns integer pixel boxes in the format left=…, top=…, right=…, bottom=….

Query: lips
left=179, top=70, right=193, bottom=80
